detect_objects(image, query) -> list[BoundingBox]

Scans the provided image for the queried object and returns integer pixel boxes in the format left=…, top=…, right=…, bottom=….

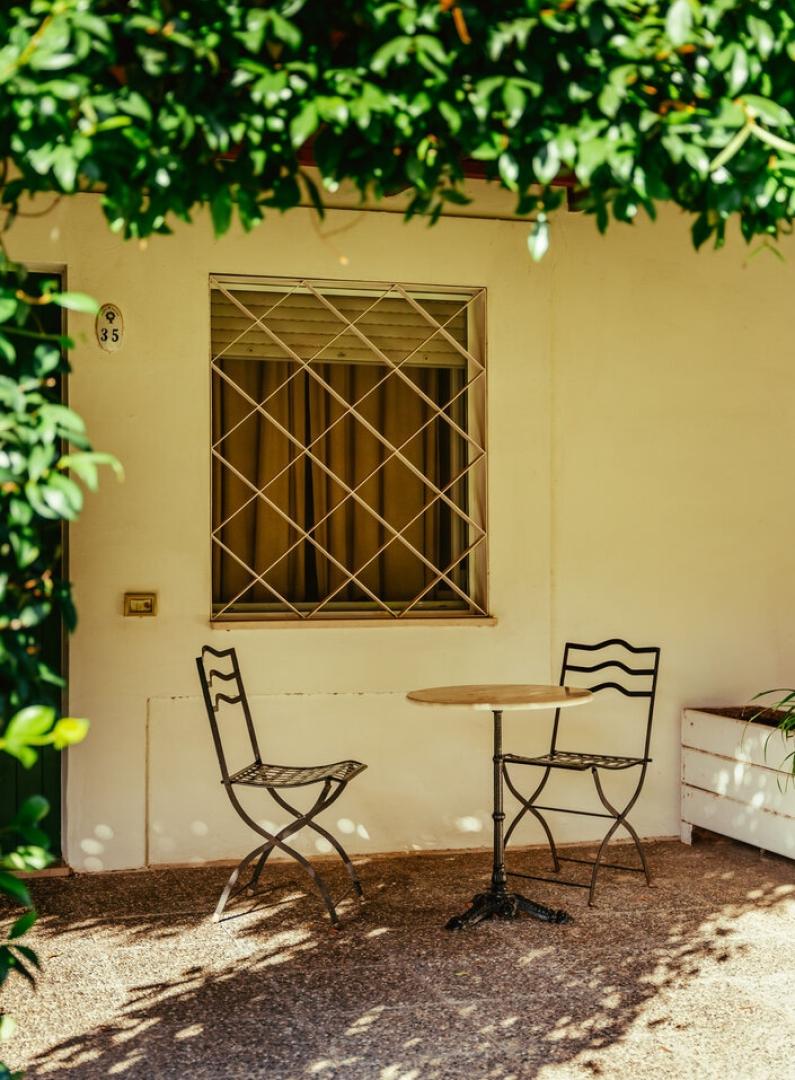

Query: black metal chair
left=196, top=645, right=367, bottom=925
left=503, top=638, right=661, bottom=905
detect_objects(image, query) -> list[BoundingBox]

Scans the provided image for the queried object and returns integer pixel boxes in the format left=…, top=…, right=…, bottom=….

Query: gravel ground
left=2, top=836, right=794, bottom=1079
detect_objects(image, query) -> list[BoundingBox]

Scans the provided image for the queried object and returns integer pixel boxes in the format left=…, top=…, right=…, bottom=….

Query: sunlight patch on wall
left=337, top=817, right=370, bottom=840
left=455, top=815, right=484, bottom=833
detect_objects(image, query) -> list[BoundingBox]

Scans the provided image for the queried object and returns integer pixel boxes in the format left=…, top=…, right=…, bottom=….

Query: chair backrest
left=195, top=645, right=262, bottom=782
left=551, top=638, right=661, bottom=759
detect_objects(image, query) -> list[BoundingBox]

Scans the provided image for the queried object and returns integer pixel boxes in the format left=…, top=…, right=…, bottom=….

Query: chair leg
left=589, top=766, right=652, bottom=905
left=617, top=813, right=652, bottom=885
left=246, top=844, right=272, bottom=897
left=503, top=765, right=561, bottom=873
left=587, top=813, right=622, bottom=907
left=244, top=781, right=354, bottom=897
left=223, top=783, right=345, bottom=925
left=270, top=784, right=364, bottom=898
left=243, top=803, right=322, bottom=896
left=213, top=842, right=268, bottom=922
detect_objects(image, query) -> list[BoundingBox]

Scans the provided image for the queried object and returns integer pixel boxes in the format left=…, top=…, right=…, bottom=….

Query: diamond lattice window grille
left=210, top=274, right=488, bottom=621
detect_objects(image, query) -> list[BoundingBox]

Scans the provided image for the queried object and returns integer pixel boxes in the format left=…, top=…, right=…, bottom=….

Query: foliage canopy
left=1, top=1, right=795, bottom=255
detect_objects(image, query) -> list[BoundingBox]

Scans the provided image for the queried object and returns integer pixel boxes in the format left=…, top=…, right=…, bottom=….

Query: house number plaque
left=96, top=303, right=123, bottom=352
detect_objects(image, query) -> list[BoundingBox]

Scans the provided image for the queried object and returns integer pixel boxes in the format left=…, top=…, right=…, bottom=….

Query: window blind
left=210, top=286, right=469, bottom=368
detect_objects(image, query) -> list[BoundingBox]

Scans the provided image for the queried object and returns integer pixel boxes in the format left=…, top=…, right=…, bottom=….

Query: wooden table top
left=406, top=684, right=593, bottom=712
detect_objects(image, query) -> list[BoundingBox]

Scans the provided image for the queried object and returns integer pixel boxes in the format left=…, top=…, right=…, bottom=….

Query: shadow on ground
left=2, top=838, right=794, bottom=1079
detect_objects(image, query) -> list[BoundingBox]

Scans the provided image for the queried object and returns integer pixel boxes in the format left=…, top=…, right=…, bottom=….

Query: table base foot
left=446, top=890, right=571, bottom=930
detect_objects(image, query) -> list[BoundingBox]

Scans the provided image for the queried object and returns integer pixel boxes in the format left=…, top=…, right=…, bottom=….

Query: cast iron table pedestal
left=406, top=684, right=592, bottom=930
left=446, top=707, right=569, bottom=929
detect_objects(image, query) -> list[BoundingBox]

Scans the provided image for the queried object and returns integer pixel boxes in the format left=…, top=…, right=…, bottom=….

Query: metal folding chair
left=503, top=638, right=661, bottom=905
left=196, top=645, right=367, bottom=925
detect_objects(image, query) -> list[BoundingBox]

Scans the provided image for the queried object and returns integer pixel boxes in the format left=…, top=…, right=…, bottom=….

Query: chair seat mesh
left=230, top=759, right=366, bottom=788
left=504, top=750, right=647, bottom=771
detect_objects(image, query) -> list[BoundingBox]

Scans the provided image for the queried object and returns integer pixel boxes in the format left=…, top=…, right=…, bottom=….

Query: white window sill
left=209, top=616, right=498, bottom=630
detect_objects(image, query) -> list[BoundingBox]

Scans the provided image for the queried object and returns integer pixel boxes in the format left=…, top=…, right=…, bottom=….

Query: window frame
left=209, top=273, right=489, bottom=625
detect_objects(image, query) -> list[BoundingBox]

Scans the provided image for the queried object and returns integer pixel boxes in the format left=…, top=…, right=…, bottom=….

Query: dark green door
left=0, top=272, right=66, bottom=857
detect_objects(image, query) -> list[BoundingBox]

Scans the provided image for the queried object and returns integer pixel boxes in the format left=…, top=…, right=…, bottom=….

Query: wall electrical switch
left=123, top=592, right=157, bottom=617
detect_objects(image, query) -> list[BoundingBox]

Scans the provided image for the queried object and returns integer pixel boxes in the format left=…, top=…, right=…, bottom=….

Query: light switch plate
left=123, top=592, right=157, bottom=617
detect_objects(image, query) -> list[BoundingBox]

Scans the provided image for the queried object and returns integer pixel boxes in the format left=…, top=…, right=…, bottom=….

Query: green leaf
left=748, top=16, right=775, bottom=61
left=24, top=481, right=58, bottom=521
left=29, top=49, right=77, bottom=72
left=502, top=82, right=526, bottom=126
left=0, top=873, right=31, bottom=908
left=666, top=0, right=693, bottom=47
left=440, top=188, right=471, bottom=206
left=371, top=37, right=413, bottom=74
left=0, top=846, right=52, bottom=872
left=533, top=142, right=561, bottom=185
left=691, top=209, right=712, bottom=247
left=52, top=146, right=78, bottom=192
left=27, top=445, right=53, bottom=483
left=50, top=292, right=99, bottom=314
left=51, top=717, right=89, bottom=749
left=728, top=46, right=749, bottom=96
left=9, top=911, right=36, bottom=941
left=33, top=342, right=62, bottom=376
left=210, top=188, right=232, bottom=236
left=289, top=103, right=319, bottom=148
left=438, top=99, right=462, bottom=135
left=528, top=215, right=550, bottom=262
left=8, top=533, right=39, bottom=569
left=44, top=473, right=83, bottom=517
left=13, top=800, right=51, bottom=834
left=598, top=84, right=621, bottom=119
left=575, top=138, right=609, bottom=183
left=58, top=451, right=123, bottom=491
left=682, top=143, right=709, bottom=179
left=59, top=454, right=96, bottom=491
left=0, top=334, right=16, bottom=364
left=498, top=152, right=519, bottom=190
left=0, top=1013, right=16, bottom=1042
left=743, top=96, right=794, bottom=128
left=268, top=12, right=301, bottom=50
left=4, top=706, right=55, bottom=742
left=469, top=138, right=503, bottom=162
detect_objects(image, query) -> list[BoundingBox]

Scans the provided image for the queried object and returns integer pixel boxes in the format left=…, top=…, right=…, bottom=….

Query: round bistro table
left=407, top=684, right=592, bottom=929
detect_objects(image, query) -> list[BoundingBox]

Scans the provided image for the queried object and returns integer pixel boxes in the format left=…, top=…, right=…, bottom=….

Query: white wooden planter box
left=681, top=707, right=795, bottom=860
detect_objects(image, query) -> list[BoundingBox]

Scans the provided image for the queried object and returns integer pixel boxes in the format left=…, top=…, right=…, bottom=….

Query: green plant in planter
left=751, top=689, right=795, bottom=779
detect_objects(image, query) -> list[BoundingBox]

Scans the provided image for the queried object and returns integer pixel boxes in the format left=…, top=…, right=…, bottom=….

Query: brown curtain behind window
left=212, top=359, right=466, bottom=612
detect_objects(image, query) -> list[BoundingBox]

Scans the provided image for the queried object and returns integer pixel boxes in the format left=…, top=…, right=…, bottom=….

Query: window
left=210, top=275, right=487, bottom=621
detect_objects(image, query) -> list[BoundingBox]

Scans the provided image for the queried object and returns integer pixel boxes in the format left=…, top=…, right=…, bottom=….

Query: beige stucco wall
left=9, top=191, right=795, bottom=872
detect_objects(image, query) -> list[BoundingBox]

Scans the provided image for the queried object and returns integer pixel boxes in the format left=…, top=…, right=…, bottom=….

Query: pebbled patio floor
left=2, top=836, right=794, bottom=1079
